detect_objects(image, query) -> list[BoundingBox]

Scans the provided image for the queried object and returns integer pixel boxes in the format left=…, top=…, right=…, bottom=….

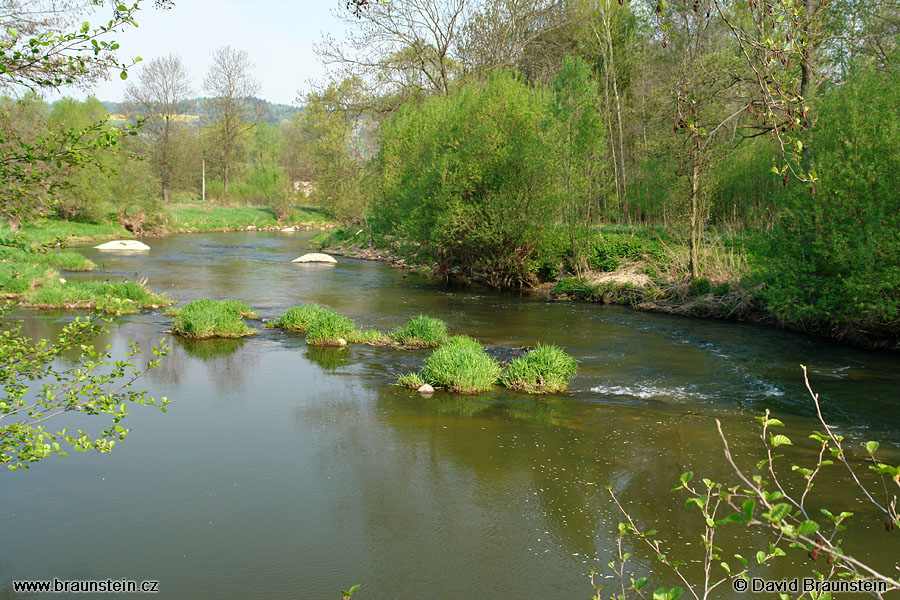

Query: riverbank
left=0, top=206, right=336, bottom=312
left=313, top=228, right=899, bottom=352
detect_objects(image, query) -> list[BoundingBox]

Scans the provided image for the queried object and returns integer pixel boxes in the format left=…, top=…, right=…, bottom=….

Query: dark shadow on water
left=176, top=337, right=246, bottom=361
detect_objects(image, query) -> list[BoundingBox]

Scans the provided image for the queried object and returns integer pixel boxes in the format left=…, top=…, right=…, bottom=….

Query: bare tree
left=457, top=0, right=567, bottom=78
left=203, top=45, right=261, bottom=201
left=317, top=0, right=468, bottom=103
left=124, top=54, right=192, bottom=203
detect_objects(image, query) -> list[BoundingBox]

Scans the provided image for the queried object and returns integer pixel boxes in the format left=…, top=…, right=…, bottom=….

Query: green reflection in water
left=176, top=337, right=246, bottom=361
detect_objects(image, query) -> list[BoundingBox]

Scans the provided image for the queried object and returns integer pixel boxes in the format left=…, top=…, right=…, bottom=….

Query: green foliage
left=502, top=343, right=578, bottom=394
left=396, top=372, right=426, bottom=389
left=268, top=303, right=333, bottom=332
left=544, top=56, right=605, bottom=276
left=27, top=281, right=172, bottom=315
left=689, top=277, right=712, bottom=296
left=267, top=303, right=358, bottom=345
left=759, top=66, right=900, bottom=342
left=373, top=72, right=557, bottom=287
left=352, top=328, right=392, bottom=345
left=165, top=203, right=332, bottom=232
left=553, top=277, right=601, bottom=299
left=389, top=315, right=448, bottom=348
left=0, top=261, right=54, bottom=293
left=419, top=335, right=501, bottom=394
left=168, top=298, right=257, bottom=339
left=305, top=311, right=358, bottom=346
left=0, top=310, right=170, bottom=471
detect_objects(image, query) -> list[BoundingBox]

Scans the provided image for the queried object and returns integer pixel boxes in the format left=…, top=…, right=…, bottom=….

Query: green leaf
left=764, top=503, right=792, bottom=523
left=756, top=551, right=766, bottom=565
left=742, top=498, right=756, bottom=520
left=866, top=441, right=879, bottom=454
left=770, top=434, right=792, bottom=447
left=796, top=520, right=819, bottom=536
left=119, top=70, right=128, bottom=80
left=634, top=577, right=649, bottom=590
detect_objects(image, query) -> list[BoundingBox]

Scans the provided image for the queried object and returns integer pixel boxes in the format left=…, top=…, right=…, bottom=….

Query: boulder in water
left=292, top=253, right=337, bottom=264
left=95, top=240, right=150, bottom=251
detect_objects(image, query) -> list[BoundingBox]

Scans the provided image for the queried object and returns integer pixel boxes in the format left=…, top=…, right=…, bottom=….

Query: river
left=2, top=231, right=898, bottom=599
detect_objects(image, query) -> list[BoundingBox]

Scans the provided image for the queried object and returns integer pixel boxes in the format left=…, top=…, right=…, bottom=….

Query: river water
left=2, top=232, right=898, bottom=599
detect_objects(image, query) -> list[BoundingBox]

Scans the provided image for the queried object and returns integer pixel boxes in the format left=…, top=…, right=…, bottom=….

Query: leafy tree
left=374, top=71, right=556, bottom=287
left=296, top=78, right=371, bottom=224
left=0, top=0, right=168, bottom=227
left=759, top=66, right=900, bottom=346
left=544, top=56, right=604, bottom=277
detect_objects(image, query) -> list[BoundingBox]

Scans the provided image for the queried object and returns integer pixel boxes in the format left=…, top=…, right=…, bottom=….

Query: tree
left=0, top=0, right=169, bottom=227
left=0, top=1, right=173, bottom=471
left=317, top=0, right=467, bottom=104
left=125, top=53, right=193, bottom=203
left=203, top=45, right=261, bottom=202
left=544, top=56, right=604, bottom=277
left=296, top=78, right=371, bottom=224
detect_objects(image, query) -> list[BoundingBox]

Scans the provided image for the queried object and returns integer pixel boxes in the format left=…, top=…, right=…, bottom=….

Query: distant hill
left=102, top=97, right=301, bottom=127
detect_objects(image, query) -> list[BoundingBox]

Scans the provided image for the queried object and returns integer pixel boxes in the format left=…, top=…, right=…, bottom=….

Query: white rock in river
left=417, top=383, right=435, bottom=394
left=292, top=253, right=337, bottom=264
left=280, top=226, right=296, bottom=232
left=94, top=240, right=150, bottom=251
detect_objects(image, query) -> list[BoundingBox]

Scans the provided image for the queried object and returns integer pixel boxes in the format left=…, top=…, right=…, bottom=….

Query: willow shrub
left=760, top=66, right=900, bottom=344
left=372, top=72, right=558, bottom=288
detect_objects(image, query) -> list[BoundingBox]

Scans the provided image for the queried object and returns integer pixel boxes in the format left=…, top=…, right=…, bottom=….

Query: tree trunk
left=224, top=162, right=229, bottom=204
left=689, top=146, right=701, bottom=279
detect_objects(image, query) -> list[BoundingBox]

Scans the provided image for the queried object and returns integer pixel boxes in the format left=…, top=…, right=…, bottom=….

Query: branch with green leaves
left=0, top=307, right=170, bottom=471
left=597, top=367, right=899, bottom=600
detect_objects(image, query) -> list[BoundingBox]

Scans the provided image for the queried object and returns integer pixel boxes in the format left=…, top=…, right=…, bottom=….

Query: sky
left=66, top=0, right=350, bottom=106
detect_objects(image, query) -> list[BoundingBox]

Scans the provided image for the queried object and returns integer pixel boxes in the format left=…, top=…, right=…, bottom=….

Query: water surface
left=2, top=232, right=898, bottom=599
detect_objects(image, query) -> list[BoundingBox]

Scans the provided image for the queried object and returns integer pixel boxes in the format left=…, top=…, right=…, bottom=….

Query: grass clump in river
left=389, top=315, right=448, bottom=348
left=502, top=343, right=578, bottom=394
left=268, top=303, right=332, bottom=332
left=396, top=372, right=426, bottom=389
left=418, top=335, right=501, bottom=394
left=168, top=298, right=257, bottom=339
left=305, top=311, right=358, bottom=346
left=268, top=303, right=359, bottom=346
left=26, top=281, right=172, bottom=314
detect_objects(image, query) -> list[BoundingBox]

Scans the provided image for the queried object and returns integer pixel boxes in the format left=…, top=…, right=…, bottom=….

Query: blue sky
left=76, top=0, right=349, bottom=105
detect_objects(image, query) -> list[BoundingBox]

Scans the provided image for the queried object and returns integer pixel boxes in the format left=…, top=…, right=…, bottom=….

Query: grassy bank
left=163, top=202, right=335, bottom=233
left=25, top=281, right=172, bottom=314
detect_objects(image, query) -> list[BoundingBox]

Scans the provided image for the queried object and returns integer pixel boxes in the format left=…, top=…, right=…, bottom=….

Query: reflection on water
left=1, top=232, right=898, bottom=599
left=177, top=337, right=247, bottom=361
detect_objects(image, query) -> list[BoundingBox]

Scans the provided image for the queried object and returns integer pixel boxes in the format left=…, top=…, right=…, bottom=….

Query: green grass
left=0, top=262, right=55, bottom=294
left=165, top=203, right=334, bottom=232
left=168, top=298, right=258, bottom=339
left=397, top=372, right=426, bottom=389
left=1, top=221, right=130, bottom=246
left=268, top=303, right=359, bottom=346
left=0, top=247, right=94, bottom=271
left=267, top=304, right=333, bottom=332
left=353, top=328, right=393, bottom=345
left=502, top=343, right=578, bottom=394
left=26, top=281, right=172, bottom=314
left=419, top=335, right=501, bottom=394
left=389, top=315, right=448, bottom=348
left=305, top=311, right=357, bottom=346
